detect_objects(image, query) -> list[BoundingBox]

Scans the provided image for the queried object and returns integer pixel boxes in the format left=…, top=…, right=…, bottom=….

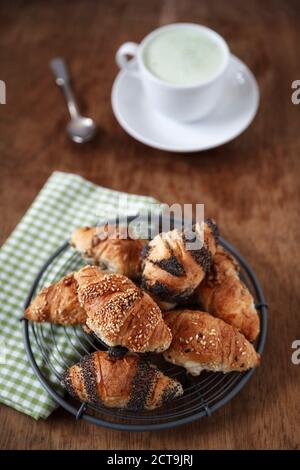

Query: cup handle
left=116, top=42, right=139, bottom=72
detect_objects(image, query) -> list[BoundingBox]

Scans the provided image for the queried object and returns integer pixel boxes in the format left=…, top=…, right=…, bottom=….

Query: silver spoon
left=50, top=57, right=97, bottom=143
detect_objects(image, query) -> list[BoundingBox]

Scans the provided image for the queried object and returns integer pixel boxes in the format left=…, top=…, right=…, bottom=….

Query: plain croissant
left=195, top=246, right=260, bottom=341
left=70, top=224, right=147, bottom=279
left=74, top=266, right=172, bottom=353
left=141, top=219, right=219, bottom=308
left=163, top=309, right=260, bottom=376
left=24, top=274, right=86, bottom=325
left=62, top=351, right=183, bottom=410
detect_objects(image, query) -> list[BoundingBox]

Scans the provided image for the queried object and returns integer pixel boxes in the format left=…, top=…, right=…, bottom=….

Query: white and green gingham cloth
left=0, top=171, right=158, bottom=419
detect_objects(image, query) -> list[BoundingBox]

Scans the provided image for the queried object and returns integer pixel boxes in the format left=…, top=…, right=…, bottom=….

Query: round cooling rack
left=22, top=217, right=268, bottom=431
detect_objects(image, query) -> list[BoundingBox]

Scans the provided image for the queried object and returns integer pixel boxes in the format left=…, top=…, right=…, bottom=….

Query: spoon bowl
left=67, top=116, right=97, bottom=143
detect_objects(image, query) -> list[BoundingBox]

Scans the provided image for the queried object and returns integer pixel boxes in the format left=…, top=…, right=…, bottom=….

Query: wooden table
left=1, top=0, right=299, bottom=450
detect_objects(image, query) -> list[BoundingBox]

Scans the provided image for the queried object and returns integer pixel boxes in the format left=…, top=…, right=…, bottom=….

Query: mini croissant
left=24, top=274, right=86, bottom=325
left=74, top=266, right=172, bottom=353
left=70, top=224, right=147, bottom=279
left=195, top=246, right=260, bottom=341
left=141, top=219, right=219, bottom=307
left=163, top=309, right=260, bottom=376
left=62, top=351, right=183, bottom=410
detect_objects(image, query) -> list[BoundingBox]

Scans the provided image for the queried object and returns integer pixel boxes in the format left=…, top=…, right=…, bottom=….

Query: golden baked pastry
left=62, top=350, right=183, bottom=410
left=195, top=246, right=260, bottom=341
left=141, top=219, right=218, bottom=307
left=70, top=224, right=147, bottom=279
left=24, top=274, right=86, bottom=325
left=74, top=266, right=172, bottom=353
left=163, top=309, right=260, bottom=376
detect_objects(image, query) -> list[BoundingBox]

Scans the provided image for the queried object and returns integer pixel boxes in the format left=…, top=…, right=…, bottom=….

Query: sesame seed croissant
left=25, top=266, right=172, bottom=354
left=70, top=225, right=147, bottom=279
left=141, top=219, right=219, bottom=309
left=163, top=309, right=260, bottom=376
left=74, top=266, right=172, bottom=353
left=195, top=246, right=260, bottom=341
left=24, top=274, right=86, bottom=325
left=62, top=350, right=183, bottom=410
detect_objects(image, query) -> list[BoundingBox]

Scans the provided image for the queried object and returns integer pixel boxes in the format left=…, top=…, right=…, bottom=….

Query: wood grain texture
left=0, top=0, right=300, bottom=450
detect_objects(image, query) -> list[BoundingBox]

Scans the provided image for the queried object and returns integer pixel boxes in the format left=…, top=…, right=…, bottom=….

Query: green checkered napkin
left=0, top=171, right=159, bottom=419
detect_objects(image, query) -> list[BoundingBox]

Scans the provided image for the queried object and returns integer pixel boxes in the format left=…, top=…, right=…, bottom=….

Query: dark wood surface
left=1, top=0, right=300, bottom=450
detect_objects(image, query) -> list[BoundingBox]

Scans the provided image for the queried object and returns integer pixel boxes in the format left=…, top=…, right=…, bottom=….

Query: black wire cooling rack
left=22, top=216, right=267, bottom=431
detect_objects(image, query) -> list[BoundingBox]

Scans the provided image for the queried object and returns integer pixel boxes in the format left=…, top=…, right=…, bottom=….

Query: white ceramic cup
left=116, top=23, right=230, bottom=122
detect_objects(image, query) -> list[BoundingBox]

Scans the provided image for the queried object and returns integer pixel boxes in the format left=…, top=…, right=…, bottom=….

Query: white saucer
left=111, top=55, right=259, bottom=153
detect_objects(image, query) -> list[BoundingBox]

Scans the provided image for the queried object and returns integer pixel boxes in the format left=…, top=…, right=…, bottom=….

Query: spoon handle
left=50, top=57, right=80, bottom=119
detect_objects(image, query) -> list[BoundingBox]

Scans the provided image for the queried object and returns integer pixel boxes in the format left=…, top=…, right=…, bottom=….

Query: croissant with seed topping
left=141, top=219, right=219, bottom=309
left=25, top=265, right=172, bottom=354
left=163, top=309, right=260, bottom=376
left=62, top=350, right=183, bottom=410
left=74, top=266, right=172, bottom=353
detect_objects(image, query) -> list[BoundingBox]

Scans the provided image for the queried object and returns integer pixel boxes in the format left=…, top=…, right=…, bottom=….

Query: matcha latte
left=142, top=27, right=226, bottom=86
